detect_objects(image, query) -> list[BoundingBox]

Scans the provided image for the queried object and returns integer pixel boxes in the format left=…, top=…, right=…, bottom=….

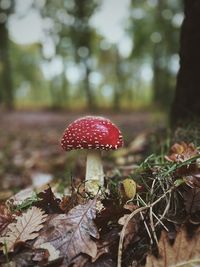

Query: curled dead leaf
left=165, top=142, right=199, bottom=163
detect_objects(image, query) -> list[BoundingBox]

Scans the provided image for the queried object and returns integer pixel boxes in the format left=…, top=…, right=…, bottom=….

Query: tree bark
left=61, top=62, right=69, bottom=108
left=0, top=16, right=13, bottom=109
left=171, top=0, right=200, bottom=125
left=83, top=58, right=96, bottom=111
left=113, top=48, right=124, bottom=111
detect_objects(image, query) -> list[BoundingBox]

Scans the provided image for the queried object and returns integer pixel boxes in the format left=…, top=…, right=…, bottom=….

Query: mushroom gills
left=85, top=150, right=104, bottom=195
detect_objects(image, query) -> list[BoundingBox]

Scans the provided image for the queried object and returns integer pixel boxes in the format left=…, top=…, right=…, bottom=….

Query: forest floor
left=0, top=110, right=160, bottom=191
left=0, top=110, right=199, bottom=267
left=0, top=110, right=158, bottom=139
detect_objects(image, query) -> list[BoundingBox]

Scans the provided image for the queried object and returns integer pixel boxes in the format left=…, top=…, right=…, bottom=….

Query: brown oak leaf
left=34, top=199, right=99, bottom=266
left=145, top=226, right=200, bottom=267
left=0, top=207, right=47, bottom=251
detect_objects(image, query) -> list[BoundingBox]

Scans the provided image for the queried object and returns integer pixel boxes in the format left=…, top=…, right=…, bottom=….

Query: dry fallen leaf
left=6, top=188, right=34, bottom=207
left=84, top=256, right=116, bottom=267
left=11, top=246, right=49, bottom=267
left=0, top=204, right=13, bottom=234
left=118, top=214, right=139, bottom=250
left=60, top=195, right=76, bottom=213
left=129, top=132, right=148, bottom=153
left=182, top=187, right=200, bottom=214
left=34, top=199, right=99, bottom=266
left=39, top=242, right=60, bottom=261
left=34, top=186, right=62, bottom=213
left=183, top=174, right=200, bottom=188
left=165, top=142, right=199, bottom=163
left=0, top=207, right=47, bottom=251
left=145, top=226, right=200, bottom=267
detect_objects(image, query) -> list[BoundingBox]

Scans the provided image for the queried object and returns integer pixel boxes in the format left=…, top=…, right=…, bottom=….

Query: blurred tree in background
left=40, top=0, right=99, bottom=110
left=0, top=0, right=14, bottom=109
left=40, top=0, right=72, bottom=109
left=11, top=43, right=47, bottom=106
left=0, top=0, right=183, bottom=111
left=171, top=0, right=200, bottom=125
left=129, top=0, right=182, bottom=109
left=67, top=0, right=99, bottom=110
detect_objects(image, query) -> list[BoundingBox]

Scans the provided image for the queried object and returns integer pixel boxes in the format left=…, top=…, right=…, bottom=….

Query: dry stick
left=138, top=194, right=168, bottom=234
left=137, top=195, right=153, bottom=245
left=149, top=179, right=159, bottom=245
left=150, top=206, right=159, bottom=244
left=155, top=193, right=171, bottom=227
left=117, top=187, right=174, bottom=267
left=152, top=212, right=168, bottom=231
left=155, top=178, right=172, bottom=227
left=157, top=176, right=171, bottom=217
left=140, top=211, right=153, bottom=244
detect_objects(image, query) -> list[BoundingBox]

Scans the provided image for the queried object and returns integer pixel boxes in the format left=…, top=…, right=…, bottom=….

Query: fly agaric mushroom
left=60, top=116, right=123, bottom=195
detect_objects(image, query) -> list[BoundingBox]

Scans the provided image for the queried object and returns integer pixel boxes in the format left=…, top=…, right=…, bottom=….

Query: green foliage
left=129, top=0, right=183, bottom=109
left=10, top=43, right=50, bottom=107
left=0, top=0, right=183, bottom=110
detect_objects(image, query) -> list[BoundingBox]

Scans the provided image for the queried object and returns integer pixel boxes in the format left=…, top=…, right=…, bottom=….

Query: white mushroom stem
left=85, top=150, right=104, bottom=194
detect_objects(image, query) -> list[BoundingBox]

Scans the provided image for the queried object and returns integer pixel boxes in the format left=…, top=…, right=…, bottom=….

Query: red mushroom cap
left=61, top=116, right=123, bottom=151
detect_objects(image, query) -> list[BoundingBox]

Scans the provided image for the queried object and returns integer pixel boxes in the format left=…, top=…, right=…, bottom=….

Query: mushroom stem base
left=85, top=151, right=104, bottom=195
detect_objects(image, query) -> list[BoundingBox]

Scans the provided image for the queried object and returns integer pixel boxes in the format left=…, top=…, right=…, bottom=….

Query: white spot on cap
left=60, top=115, right=123, bottom=151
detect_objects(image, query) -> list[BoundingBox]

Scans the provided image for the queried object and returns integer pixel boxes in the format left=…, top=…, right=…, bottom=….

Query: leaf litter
left=0, top=139, right=200, bottom=266
left=145, top=226, right=200, bottom=267
left=0, top=207, right=47, bottom=252
left=34, top=199, right=99, bottom=265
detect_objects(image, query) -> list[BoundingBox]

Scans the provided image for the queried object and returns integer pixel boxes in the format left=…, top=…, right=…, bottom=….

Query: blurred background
left=0, top=0, right=183, bottom=193
left=0, top=0, right=183, bottom=111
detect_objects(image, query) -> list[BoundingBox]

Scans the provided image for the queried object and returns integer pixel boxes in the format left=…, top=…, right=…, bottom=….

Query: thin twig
left=137, top=195, right=153, bottom=244
left=150, top=205, right=158, bottom=244
left=152, top=212, right=168, bottom=231
left=149, top=179, right=159, bottom=245
left=117, top=187, right=174, bottom=267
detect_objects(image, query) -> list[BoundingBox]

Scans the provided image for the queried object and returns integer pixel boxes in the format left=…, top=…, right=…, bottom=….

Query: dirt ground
left=0, top=111, right=162, bottom=192
left=1, top=110, right=157, bottom=137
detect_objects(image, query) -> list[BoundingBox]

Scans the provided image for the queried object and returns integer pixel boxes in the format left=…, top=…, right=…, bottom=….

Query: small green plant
left=14, top=192, right=40, bottom=211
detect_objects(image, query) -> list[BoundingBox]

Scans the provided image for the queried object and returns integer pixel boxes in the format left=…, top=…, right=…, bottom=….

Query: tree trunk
left=152, top=44, right=162, bottom=105
left=113, top=48, right=124, bottom=111
left=84, top=58, right=96, bottom=111
left=152, top=0, right=173, bottom=109
left=0, top=19, right=13, bottom=109
left=171, top=0, right=200, bottom=125
left=61, top=69, right=68, bottom=108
